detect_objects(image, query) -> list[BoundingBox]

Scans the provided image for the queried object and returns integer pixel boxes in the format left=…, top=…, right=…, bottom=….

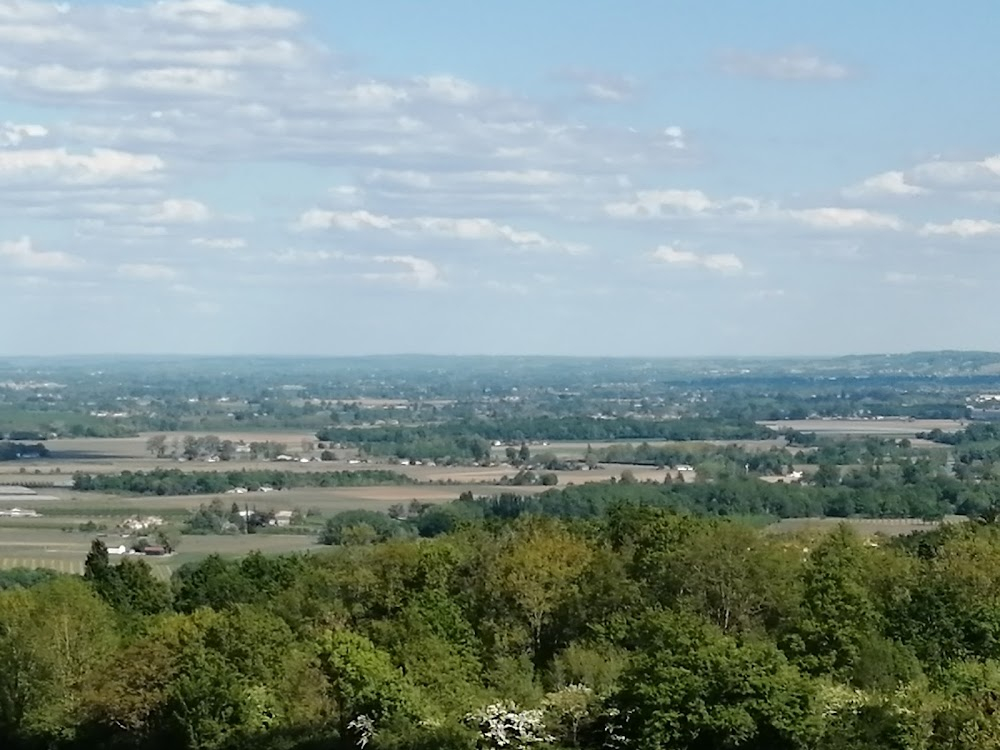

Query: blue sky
left=2, top=0, right=999, bottom=356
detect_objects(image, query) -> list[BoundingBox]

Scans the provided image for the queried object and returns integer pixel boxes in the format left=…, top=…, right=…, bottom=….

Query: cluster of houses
left=236, top=508, right=296, bottom=527
left=119, top=515, right=165, bottom=533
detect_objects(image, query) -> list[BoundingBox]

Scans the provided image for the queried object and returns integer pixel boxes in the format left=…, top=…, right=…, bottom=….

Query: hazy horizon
left=2, top=1, right=998, bottom=356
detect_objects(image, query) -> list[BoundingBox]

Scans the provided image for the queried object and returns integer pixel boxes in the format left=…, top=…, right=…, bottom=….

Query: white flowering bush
left=465, top=701, right=554, bottom=748
left=348, top=714, right=376, bottom=748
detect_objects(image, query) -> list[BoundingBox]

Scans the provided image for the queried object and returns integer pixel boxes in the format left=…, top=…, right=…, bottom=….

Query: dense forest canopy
left=6, top=510, right=1000, bottom=749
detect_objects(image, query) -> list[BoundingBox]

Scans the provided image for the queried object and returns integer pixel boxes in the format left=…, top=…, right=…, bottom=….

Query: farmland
left=1, top=352, right=999, bottom=577
left=0, top=428, right=670, bottom=573
left=0, top=526, right=322, bottom=578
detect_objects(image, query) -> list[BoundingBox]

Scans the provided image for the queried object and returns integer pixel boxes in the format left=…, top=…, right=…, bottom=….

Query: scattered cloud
left=0, top=236, right=83, bottom=270
left=650, top=245, right=744, bottom=275
left=919, top=219, right=1000, bottom=237
left=910, top=154, right=1000, bottom=189
left=271, top=248, right=347, bottom=264
left=366, top=254, right=443, bottom=288
left=296, top=208, right=584, bottom=253
left=885, top=270, right=977, bottom=287
left=0, top=147, right=164, bottom=185
left=555, top=69, right=638, bottom=102
left=843, top=170, right=927, bottom=198
left=606, top=189, right=900, bottom=231
left=605, top=189, right=746, bottom=218
left=117, top=262, right=178, bottom=280
left=144, top=198, right=211, bottom=223
left=412, top=75, right=480, bottom=104
left=147, top=0, right=302, bottom=32
left=192, top=236, right=246, bottom=249
left=0, top=121, right=47, bottom=147
left=718, top=49, right=853, bottom=81
left=784, top=207, right=903, bottom=231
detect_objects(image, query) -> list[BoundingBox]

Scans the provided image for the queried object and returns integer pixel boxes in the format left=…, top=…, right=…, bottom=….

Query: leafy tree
left=146, top=433, right=169, bottom=458
left=611, top=612, right=817, bottom=750
left=317, top=629, right=420, bottom=739
left=786, top=524, right=878, bottom=680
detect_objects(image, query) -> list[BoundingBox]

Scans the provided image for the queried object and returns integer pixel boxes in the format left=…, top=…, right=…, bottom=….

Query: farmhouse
left=274, top=510, right=295, bottom=527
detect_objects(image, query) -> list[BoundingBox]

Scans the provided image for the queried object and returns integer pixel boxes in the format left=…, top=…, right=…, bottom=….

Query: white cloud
left=719, top=49, right=852, bottom=80
left=662, top=126, right=686, bottom=150
left=20, top=64, right=109, bottom=93
left=651, top=245, right=743, bottom=274
left=117, top=262, right=178, bottom=280
left=131, top=39, right=304, bottom=69
left=843, top=170, right=927, bottom=198
left=296, top=208, right=582, bottom=253
left=124, top=67, right=238, bottom=95
left=296, top=209, right=396, bottom=232
left=0, top=121, right=47, bottom=147
left=784, top=207, right=903, bottom=231
left=144, top=198, right=211, bottom=223
left=272, top=248, right=347, bottom=264
left=192, top=236, right=245, bottom=249
left=367, top=255, right=442, bottom=288
left=0, top=1, right=71, bottom=23
left=555, top=68, right=638, bottom=103
left=0, top=147, right=164, bottom=184
left=606, top=189, right=717, bottom=217
left=909, top=154, right=1000, bottom=190
left=0, top=235, right=83, bottom=270
left=148, top=0, right=302, bottom=32
left=885, top=271, right=977, bottom=287
left=919, top=218, right=1000, bottom=237
left=607, top=188, right=903, bottom=234
left=414, top=75, right=480, bottom=103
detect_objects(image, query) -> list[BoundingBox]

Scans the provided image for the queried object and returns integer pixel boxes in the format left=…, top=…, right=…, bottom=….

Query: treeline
left=316, top=417, right=773, bottom=461
left=462, top=476, right=964, bottom=525
left=596, top=441, right=791, bottom=474
left=11, top=512, right=1000, bottom=749
left=315, top=471, right=978, bottom=546
left=921, top=421, right=1000, bottom=445
left=71, top=468, right=413, bottom=495
left=0, top=441, right=48, bottom=461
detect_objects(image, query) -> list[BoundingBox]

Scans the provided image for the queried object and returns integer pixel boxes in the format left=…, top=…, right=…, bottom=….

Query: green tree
left=317, top=629, right=420, bottom=739
left=519, top=442, right=531, bottom=464
left=146, top=433, right=169, bottom=458
left=611, top=612, right=817, bottom=750
left=787, top=524, right=878, bottom=680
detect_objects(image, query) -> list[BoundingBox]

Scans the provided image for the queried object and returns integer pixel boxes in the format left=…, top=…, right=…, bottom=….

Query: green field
left=0, top=526, right=324, bottom=581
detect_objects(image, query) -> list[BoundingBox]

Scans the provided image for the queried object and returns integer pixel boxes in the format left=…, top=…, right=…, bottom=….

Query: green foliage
left=0, top=566, right=62, bottom=591
left=15, top=504, right=1000, bottom=749
left=85, top=538, right=173, bottom=616
left=72, top=467, right=413, bottom=495
left=0, top=441, right=49, bottom=461
left=317, top=629, right=421, bottom=734
left=319, top=510, right=404, bottom=546
left=611, top=611, right=818, bottom=750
